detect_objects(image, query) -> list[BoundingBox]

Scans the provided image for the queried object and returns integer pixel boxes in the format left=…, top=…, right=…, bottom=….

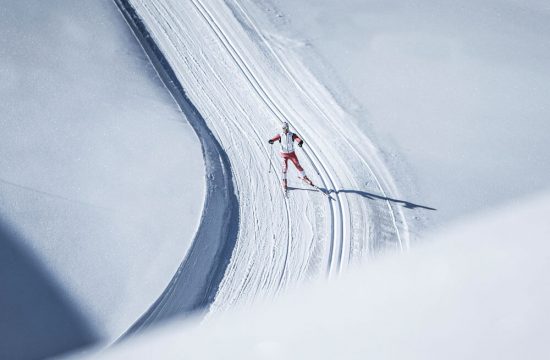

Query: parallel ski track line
left=144, top=0, right=292, bottom=296
left=191, top=0, right=346, bottom=277
left=199, top=54, right=294, bottom=293
left=190, top=0, right=339, bottom=282
left=144, top=3, right=292, bottom=296
left=190, top=0, right=346, bottom=277
left=232, top=0, right=407, bottom=252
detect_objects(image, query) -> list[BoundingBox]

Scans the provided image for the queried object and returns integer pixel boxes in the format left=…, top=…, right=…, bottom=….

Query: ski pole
left=268, top=143, right=274, bottom=173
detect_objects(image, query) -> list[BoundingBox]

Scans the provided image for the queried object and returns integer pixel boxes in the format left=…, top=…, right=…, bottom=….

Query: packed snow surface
left=114, top=0, right=239, bottom=337
left=127, top=0, right=417, bottom=312
left=257, top=0, right=550, bottom=226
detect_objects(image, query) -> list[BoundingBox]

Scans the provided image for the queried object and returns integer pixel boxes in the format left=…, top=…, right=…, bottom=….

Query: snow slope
left=126, top=0, right=413, bottom=312
left=0, top=0, right=205, bottom=357
left=73, top=191, right=550, bottom=360
left=114, top=0, right=239, bottom=337
left=254, top=0, right=550, bottom=226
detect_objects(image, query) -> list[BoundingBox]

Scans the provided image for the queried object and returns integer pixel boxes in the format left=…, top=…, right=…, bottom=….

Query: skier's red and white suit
left=270, top=131, right=306, bottom=180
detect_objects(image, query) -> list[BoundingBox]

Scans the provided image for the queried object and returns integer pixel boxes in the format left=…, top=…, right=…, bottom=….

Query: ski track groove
left=191, top=0, right=346, bottom=278
left=126, top=0, right=409, bottom=318
left=200, top=49, right=294, bottom=293
left=232, top=0, right=406, bottom=253
left=190, top=0, right=303, bottom=292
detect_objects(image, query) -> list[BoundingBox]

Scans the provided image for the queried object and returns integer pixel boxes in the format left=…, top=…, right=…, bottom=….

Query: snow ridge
left=114, top=0, right=239, bottom=336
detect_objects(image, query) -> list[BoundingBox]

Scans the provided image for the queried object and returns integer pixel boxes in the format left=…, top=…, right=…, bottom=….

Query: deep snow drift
left=0, top=0, right=204, bottom=357
left=74, top=191, right=550, bottom=360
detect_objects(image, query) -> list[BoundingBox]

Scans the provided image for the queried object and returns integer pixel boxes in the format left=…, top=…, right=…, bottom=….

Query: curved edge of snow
left=124, top=0, right=412, bottom=312
left=68, top=191, right=550, bottom=360
left=113, top=0, right=239, bottom=338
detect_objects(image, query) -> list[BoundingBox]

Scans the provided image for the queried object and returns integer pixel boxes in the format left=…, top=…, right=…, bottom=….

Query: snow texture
left=93, top=1, right=549, bottom=358
left=115, top=0, right=239, bottom=337
left=0, top=0, right=205, bottom=357
left=257, top=0, right=550, bottom=227
left=5, top=0, right=550, bottom=358
left=73, top=191, right=550, bottom=360
left=126, top=0, right=413, bottom=316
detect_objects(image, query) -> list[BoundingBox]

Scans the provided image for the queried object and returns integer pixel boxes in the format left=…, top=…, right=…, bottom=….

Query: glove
left=298, top=140, right=304, bottom=147
left=268, top=139, right=274, bottom=144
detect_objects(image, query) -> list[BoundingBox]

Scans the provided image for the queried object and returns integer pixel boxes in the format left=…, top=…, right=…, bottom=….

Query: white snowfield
left=73, top=191, right=550, bottom=360
left=126, top=0, right=415, bottom=312
left=4, top=0, right=548, bottom=358
left=0, top=1, right=206, bottom=358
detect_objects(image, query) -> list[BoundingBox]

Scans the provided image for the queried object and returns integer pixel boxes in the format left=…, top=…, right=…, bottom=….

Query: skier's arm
left=268, top=134, right=281, bottom=144
left=293, top=134, right=304, bottom=147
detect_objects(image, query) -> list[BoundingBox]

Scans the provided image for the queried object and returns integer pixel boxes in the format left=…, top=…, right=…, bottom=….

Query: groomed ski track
left=114, top=0, right=239, bottom=337
left=123, top=0, right=409, bottom=316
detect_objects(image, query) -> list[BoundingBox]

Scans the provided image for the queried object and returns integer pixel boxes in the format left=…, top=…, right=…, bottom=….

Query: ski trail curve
left=114, top=0, right=239, bottom=337
left=187, top=0, right=345, bottom=279
left=125, top=0, right=408, bottom=314
left=231, top=0, right=407, bottom=253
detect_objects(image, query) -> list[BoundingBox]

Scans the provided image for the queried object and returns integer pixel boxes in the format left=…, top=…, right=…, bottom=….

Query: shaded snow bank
left=115, top=0, right=239, bottom=337
left=73, top=191, right=550, bottom=359
left=0, top=0, right=204, bottom=352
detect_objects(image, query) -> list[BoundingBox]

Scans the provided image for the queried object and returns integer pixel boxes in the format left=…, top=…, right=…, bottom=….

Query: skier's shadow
left=288, top=187, right=436, bottom=211
left=336, top=189, right=436, bottom=210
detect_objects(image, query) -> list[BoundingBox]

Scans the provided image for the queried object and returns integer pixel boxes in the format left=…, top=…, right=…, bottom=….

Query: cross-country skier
left=268, top=122, right=314, bottom=191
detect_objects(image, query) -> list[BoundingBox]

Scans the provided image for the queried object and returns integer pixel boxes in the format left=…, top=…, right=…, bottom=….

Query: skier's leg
left=281, top=155, right=289, bottom=189
left=289, top=152, right=304, bottom=173
left=290, top=153, right=313, bottom=186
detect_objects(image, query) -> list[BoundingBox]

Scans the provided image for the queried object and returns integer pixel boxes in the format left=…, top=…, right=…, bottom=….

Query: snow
left=97, top=1, right=547, bottom=358
left=4, top=0, right=549, bottom=359
left=252, top=0, right=550, bottom=227
left=0, top=0, right=205, bottom=357
left=127, top=0, right=410, bottom=316
left=115, top=0, right=239, bottom=337
left=72, top=190, right=550, bottom=360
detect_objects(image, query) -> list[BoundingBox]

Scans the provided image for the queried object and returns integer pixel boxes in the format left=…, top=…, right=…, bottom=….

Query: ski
left=312, top=184, right=333, bottom=200
left=299, top=177, right=333, bottom=200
